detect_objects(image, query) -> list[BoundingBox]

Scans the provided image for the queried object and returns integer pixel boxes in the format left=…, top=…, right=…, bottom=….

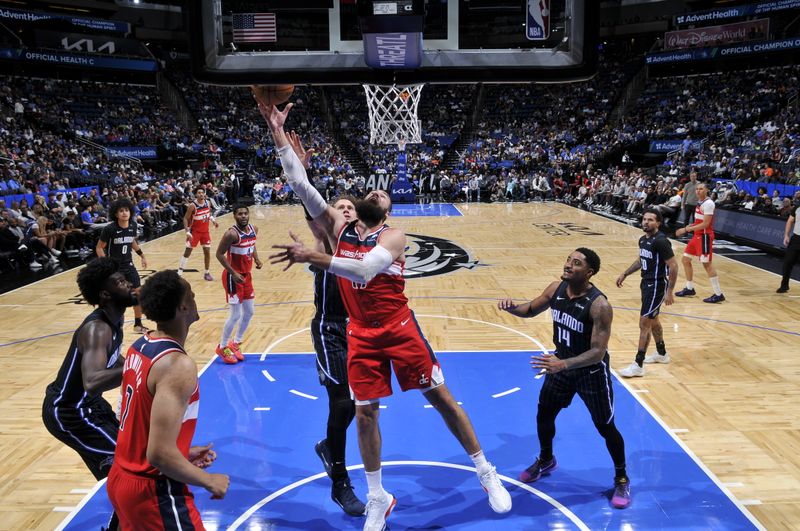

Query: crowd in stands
left=4, top=51, right=800, bottom=276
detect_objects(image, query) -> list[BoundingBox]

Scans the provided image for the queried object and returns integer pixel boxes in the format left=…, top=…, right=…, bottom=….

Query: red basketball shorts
left=107, top=466, right=205, bottom=531
left=346, top=309, right=444, bottom=402
left=188, top=231, right=211, bottom=248
left=222, top=271, right=254, bottom=303
left=684, top=232, right=714, bottom=263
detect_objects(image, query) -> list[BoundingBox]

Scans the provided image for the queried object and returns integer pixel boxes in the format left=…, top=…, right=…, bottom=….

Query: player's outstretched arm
left=259, top=103, right=346, bottom=238
left=616, top=259, right=642, bottom=288
left=146, top=354, right=230, bottom=499
left=498, top=280, right=560, bottom=318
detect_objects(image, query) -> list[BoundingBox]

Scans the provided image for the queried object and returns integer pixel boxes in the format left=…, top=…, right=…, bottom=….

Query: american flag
left=232, top=13, right=277, bottom=43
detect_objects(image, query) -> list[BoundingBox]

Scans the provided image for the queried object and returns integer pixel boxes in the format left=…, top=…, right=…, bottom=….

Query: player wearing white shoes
left=261, top=101, right=511, bottom=531
left=498, top=248, right=631, bottom=510
left=674, top=182, right=725, bottom=303
left=214, top=204, right=261, bottom=364
left=616, top=208, right=678, bottom=378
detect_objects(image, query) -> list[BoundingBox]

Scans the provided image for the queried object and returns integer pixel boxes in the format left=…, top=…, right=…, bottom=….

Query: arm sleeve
left=276, top=145, right=327, bottom=219
left=328, top=245, right=394, bottom=284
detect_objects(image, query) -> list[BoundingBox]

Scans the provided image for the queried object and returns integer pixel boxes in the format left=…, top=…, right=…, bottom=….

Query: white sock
left=686, top=280, right=694, bottom=290
left=365, top=469, right=388, bottom=499
left=470, top=450, right=491, bottom=475
left=205, top=269, right=210, bottom=275
left=710, top=276, right=722, bottom=295
left=179, top=256, right=188, bottom=270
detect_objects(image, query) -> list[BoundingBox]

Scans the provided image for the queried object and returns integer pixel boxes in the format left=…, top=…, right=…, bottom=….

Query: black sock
left=656, top=341, right=666, bottom=355
left=634, top=350, right=646, bottom=367
left=331, top=462, right=348, bottom=482
left=615, top=465, right=628, bottom=482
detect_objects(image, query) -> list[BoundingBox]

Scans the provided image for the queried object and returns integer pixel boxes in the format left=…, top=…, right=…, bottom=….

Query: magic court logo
left=404, top=234, right=485, bottom=279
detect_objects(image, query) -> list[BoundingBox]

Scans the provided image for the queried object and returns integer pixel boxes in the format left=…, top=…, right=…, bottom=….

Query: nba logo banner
left=526, top=0, right=550, bottom=41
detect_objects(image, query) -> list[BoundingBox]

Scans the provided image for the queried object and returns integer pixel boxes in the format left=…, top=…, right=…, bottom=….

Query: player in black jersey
left=616, top=208, right=679, bottom=378
left=42, top=257, right=137, bottom=480
left=97, top=199, right=149, bottom=333
left=290, top=129, right=365, bottom=517
left=498, top=247, right=631, bottom=509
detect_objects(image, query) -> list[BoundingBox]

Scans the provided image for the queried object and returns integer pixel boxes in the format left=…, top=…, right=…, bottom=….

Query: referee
left=617, top=208, right=678, bottom=377
left=96, top=198, right=148, bottom=333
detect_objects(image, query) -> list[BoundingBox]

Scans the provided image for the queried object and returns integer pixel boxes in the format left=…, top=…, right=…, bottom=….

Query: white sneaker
left=177, top=269, right=183, bottom=277
left=478, top=465, right=512, bottom=513
left=49, top=255, right=60, bottom=264
left=50, top=248, right=61, bottom=257
left=363, top=492, right=396, bottom=531
left=30, top=260, right=42, bottom=269
left=619, top=362, right=644, bottom=378
left=643, top=352, right=670, bottom=364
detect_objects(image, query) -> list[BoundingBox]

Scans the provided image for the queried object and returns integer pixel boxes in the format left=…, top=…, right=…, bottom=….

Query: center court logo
left=404, top=234, right=486, bottom=279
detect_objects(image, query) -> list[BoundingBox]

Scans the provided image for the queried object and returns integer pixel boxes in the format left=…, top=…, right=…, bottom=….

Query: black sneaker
left=702, top=293, right=725, bottom=304
left=518, top=456, right=557, bottom=483
left=777, top=286, right=789, bottom=294
left=315, top=439, right=333, bottom=480
left=332, top=477, right=366, bottom=516
left=675, top=287, right=696, bottom=297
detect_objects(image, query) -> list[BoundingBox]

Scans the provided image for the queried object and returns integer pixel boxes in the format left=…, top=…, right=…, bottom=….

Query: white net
left=362, top=83, right=424, bottom=145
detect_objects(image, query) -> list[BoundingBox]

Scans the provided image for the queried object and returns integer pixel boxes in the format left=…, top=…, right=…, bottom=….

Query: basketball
left=251, top=84, right=294, bottom=106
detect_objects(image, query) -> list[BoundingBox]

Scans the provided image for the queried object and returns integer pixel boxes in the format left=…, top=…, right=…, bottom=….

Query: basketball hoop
left=363, top=83, right=424, bottom=145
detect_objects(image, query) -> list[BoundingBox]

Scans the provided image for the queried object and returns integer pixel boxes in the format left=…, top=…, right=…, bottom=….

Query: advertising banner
left=665, top=19, right=769, bottom=50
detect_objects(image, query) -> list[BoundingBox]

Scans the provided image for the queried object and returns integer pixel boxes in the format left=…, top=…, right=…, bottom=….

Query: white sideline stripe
left=254, top=407, right=271, bottom=411
left=378, top=405, right=387, bottom=409
left=424, top=404, right=434, bottom=409
left=228, top=461, right=590, bottom=531
left=612, top=365, right=767, bottom=530
left=492, top=387, right=521, bottom=399
left=69, top=488, right=91, bottom=494
left=261, top=369, right=276, bottom=382
left=52, top=507, right=76, bottom=512
left=55, top=478, right=107, bottom=530
left=289, top=389, right=318, bottom=400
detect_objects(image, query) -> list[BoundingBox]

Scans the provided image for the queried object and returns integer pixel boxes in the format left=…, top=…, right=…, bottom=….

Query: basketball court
left=2, top=202, right=798, bottom=530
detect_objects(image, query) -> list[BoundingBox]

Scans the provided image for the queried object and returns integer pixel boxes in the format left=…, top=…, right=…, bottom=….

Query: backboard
left=188, top=0, right=598, bottom=85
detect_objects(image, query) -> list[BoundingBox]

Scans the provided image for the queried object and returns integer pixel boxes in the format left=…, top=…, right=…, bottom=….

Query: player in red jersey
left=107, top=270, right=229, bottom=530
left=674, top=182, right=726, bottom=303
left=178, top=187, right=219, bottom=281
left=214, top=204, right=262, bottom=364
left=262, top=102, right=511, bottom=531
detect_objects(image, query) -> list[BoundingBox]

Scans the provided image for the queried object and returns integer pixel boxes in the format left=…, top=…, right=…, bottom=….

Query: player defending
left=107, top=270, right=230, bottom=529
left=498, top=248, right=631, bottom=509
left=42, top=257, right=136, bottom=479
left=263, top=102, right=511, bottom=531
left=674, top=182, right=725, bottom=303
left=97, top=198, right=148, bottom=333
left=616, top=208, right=679, bottom=377
left=214, top=204, right=262, bottom=364
left=286, top=130, right=366, bottom=516
left=178, top=186, right=219, bottom=280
